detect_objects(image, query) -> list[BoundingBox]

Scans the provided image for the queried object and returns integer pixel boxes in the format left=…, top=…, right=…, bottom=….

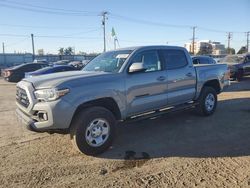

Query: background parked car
left=25, top=65, right=77, bottom=78
left=1, top=63, right=48, bottom=82
left=53, top=60, right=70, bottom=65
left=192, top=56, right=217, bottom=65
left=68, top=60, right=89, bottom=70
left=220, top=54, right=250, bottom=81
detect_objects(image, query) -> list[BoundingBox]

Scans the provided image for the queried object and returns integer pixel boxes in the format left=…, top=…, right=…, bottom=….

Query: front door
left=126, top=50, right=168, bottom=116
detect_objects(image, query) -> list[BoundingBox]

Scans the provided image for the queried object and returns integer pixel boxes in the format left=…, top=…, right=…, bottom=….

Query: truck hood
left=23, top=71, right=110, bottom=88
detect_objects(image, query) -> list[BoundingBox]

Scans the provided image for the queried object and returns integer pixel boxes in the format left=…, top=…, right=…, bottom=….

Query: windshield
left=82, top=50, right=132, bottom=73
left=220, top=56, right=244, bottom=64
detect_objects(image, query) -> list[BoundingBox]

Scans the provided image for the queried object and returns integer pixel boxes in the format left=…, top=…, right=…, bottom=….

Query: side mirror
left=128, top=62, right=146, bottom=73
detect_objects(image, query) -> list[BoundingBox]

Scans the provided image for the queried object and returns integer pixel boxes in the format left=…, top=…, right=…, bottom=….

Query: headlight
left=34, top=88, right=70, bottom=102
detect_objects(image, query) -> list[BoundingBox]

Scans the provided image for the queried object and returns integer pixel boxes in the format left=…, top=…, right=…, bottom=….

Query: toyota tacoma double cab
left=16, top=46, right=230, bottom=155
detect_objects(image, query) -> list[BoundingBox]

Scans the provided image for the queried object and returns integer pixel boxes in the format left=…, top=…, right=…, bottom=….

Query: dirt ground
left=0, top=77, right=250, bottom=188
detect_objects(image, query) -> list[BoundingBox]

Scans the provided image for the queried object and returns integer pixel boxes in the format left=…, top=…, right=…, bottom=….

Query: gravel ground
left=0, top=77, right=250, bottom=188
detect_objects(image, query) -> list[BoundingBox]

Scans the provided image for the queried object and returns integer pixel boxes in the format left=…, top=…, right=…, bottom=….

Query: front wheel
left=195, top=86, right=217, bottom=116
left=70, top=107, right=116, bottom=155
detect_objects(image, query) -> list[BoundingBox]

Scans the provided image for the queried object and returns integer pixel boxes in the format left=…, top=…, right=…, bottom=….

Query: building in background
left=185, top=40, right=226, bottom=55
left=210, top=42, right=227, bottom=55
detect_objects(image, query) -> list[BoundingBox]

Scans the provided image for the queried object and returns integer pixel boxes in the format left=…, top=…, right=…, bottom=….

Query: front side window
left=131, top=50, right=161, bottom=72
left=162, top=50, right=188, bottom=69
left=83, top=50, right=132, bottom=73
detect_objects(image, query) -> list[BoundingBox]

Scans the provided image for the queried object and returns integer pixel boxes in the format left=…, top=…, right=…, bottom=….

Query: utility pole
left=192, top=26, right=196, bottom=55
left=2, top=42, right=6, bottom=65
left=247, top=31, right=249, bottom=52
left=102, top=11, right=108, bottom=52
left=31, top=33, right=35, bottom=60
left=227, top=32, right=232, bottom=54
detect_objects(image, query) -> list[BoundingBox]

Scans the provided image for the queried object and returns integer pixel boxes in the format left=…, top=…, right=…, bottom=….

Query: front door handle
left=157, top=76, right=166, bottom=81
left=186, top=72, right=193, bottom=77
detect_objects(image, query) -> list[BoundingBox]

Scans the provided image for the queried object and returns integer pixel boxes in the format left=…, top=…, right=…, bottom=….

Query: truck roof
left=112, top=45, right=186, bottom=52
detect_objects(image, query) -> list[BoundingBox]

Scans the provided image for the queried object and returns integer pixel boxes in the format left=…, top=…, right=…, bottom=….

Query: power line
left=110, top=13, right=249, bottom=34
left=109, top=14, right=191, bottom=29
left=198, top=27, right=246, bottom=34
left=5, top=37, right=29, bottom=47
left=0, top=33, right=102, bottom=40
left=0, top=2, right=98, bottom=16
left=0, top=23, right=99, bottom=30
left=0, top=0, right=99, bottom=14
left=0, top=34, right=29, bottom=37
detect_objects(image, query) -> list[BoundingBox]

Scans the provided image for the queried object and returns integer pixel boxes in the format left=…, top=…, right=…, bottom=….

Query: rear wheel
left=195, top=86, right=217, bottom=116
left=70, top=107, right=116, bottom=155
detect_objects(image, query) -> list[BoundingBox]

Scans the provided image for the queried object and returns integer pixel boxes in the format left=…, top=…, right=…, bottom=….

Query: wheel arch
left=202, top=79, right=221, bottom=94
left=70, top=97, right=122, bottom=129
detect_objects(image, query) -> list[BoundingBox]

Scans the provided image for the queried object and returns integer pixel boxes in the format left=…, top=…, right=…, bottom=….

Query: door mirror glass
left=128, top=62, right=147, bottom=73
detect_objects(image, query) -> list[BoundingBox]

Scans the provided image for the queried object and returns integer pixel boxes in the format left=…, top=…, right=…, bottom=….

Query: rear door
left=125, top=50, right=168, bottom=116
left=160, top=49, right=196, bottom=106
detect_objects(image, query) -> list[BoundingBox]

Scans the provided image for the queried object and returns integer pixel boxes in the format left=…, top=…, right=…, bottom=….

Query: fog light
left=38, top=112, right=48, bottom=121
left=43, top=113, right=48, bottom=121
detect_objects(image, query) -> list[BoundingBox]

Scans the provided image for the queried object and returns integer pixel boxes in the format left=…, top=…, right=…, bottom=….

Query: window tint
left=131, top=50, right=161, bottom=72
left=20, top=64, right=40, bottom=72
left=40, top=64, right=48, bottom=68
left=64, top=67, right=75, bottom=71
left=54, top=67, right=64, bottom=73
left=162, top=50, right=188, bottom=69
left=199, top=57, right=210, bottom=64
left=245, top=56, right=250, bottom=63
left=192, top=58, right=200, bottom=64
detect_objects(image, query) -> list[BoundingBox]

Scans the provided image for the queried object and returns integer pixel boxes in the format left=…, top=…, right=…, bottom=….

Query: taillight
left=5, top=70, right=12, bottom=77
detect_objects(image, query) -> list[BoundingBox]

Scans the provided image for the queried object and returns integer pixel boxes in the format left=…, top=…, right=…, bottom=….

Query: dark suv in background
left=1, top=63, right=48, bottom=82
left=220, top=54, right=250, bottom=81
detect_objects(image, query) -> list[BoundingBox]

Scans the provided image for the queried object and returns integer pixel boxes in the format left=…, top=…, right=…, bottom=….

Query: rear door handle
left=157, top=76, right=166, bottom=81
left=186, top=73, right=193, bottom=77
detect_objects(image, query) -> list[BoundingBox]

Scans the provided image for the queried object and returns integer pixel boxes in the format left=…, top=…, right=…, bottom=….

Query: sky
left=0, top=0, right=249, bottom=54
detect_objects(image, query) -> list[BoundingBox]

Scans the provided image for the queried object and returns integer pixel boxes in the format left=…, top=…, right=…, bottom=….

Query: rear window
left=162, top=50, right=188, bottom=69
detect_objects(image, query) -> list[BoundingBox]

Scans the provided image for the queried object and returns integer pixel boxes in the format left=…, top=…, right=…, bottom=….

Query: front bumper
left=16, top=108, right=38, bottom=132
left=16, top=81, right=76, bottom=132
left=16, top=98, right=76, bottom=132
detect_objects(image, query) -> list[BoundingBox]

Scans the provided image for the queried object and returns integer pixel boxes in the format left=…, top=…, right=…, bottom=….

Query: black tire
left=70, top=106, right=116, bottom=155
left=195, top=86, right=217, bottom=116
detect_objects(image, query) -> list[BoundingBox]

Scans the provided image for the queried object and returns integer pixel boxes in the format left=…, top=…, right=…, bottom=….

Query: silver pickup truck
left=16, top=46, right=230, bottom=155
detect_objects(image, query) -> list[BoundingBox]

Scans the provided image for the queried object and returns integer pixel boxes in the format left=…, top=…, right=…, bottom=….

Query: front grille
left=16, top=87, right=30, bottom=108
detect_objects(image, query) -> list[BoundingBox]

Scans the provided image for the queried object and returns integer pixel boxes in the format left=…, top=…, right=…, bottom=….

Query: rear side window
left=162, top=50, right=188, bottom=69
left=20, top=64, right=40, bottom=72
